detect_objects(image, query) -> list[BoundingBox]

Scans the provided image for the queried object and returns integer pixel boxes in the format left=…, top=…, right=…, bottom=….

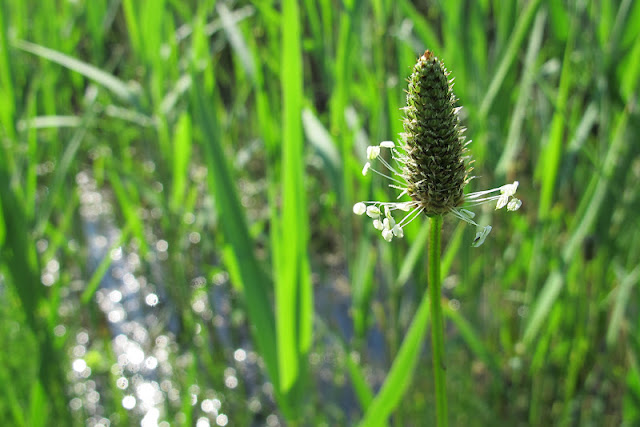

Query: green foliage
left=1, top=0, right=639, bottom=425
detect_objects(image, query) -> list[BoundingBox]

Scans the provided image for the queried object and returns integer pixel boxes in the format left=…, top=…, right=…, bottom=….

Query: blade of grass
left=351, top=237, right=377, bottom=340
left=523, top=100, right=632, bottom=346
left=357, top=284, right=431, bottom=426
left=0, top=2, right=17, bottom=141
left=169, top=112, right=192, bottom=212
left=478, top=0, right=543, bottom=119
left=277, top=0, right=312, bottom=401
left=536, top=6, right=577, bottom=220
left=107, top=169, right=149, bottom=257
left=217, top=3, right=255, bottom=82
left=81, top=224, right=133, bottom=304
left=443, top=304, right=501, bottom=376
left=302, top=107, right=342, bottom=196
left=606, top=264, right=640, bottom=347
left=496, top=8, right=546, bottom=176
left=13, top=39, right=140, bottom=106
left=190, top=75, right=279, bottom=391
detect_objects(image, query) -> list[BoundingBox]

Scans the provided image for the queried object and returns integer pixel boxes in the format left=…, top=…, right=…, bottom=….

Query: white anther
left=353, top=202, right=366, bottom=215
left=367, top=145, right=381, bottom=160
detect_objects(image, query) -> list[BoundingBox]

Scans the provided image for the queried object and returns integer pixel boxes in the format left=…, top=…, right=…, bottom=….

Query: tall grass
left=1, top=1, right=640, bottom=425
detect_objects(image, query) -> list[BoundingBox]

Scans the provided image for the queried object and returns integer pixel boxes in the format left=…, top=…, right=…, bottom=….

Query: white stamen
left=450, top=208, right=479, bottom=226
left=353, top=202, right=366, bottom=215
left=368, top=164, right=405, bottom=185
left=396, top=202, right=413, bottom=211
left=377, top=156, right=400, bottom=176
left=380, top=141, right=395, bottom=148
left=459, top=208, right=475, bottom=219
left=367, top=145, right=381, bottom=160
left=373, top=219, right=384, bottom=230
left=507, top=198, right=522, bottom=211
left=366, top=205, right=381, bottom=218
left=383, top=217, right=395, bottom=230
left=501, top=181, right=519, bottom=195
left=496, top=193, right=510, bottom=210
left=382, top=228, right=394, bottom=242
left=362, top=162, right=371, bottom=176
left=397, top=206, right=424, bottom=227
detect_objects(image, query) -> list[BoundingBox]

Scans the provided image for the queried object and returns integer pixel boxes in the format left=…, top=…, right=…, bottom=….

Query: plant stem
left=429, top=214, right=448, bottom=426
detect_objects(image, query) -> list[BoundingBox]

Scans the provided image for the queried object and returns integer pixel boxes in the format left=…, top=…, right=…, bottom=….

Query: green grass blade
left=190, top=75, right=279, bottom=389
left=357, top=288, right=431, bottom=427
left=81, top=225, right=132, bottom=304
left=524, top=105, right=631, bottom=346
left=496, top=8, right=546, bottom=176
left=0, top=2, right=17, bottom=140
left=537, top=8, right=576, bottom=220
left=13, top=39, right=140, bottom=106
left=107, top=169, right=149, bottom=257
left=607, top=265, right=640, bottom=348
left=276, top=0, right=311, bottom=397
left=302, top=107, right=342, bottom=194
left=217, top=3, right=255, bottom=82
left=444, top=305, right=501, bottom=376
left=478, top=0, right=542, bottom=119
left=169, top=112, right=192, bottom=212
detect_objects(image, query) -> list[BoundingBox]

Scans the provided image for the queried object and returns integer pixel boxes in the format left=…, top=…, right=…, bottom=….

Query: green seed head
left=402, top=50, right=471, bottom=215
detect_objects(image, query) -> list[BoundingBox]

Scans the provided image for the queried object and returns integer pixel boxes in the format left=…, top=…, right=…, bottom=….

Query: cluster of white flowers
left=353, top=140, right=521, bottom=247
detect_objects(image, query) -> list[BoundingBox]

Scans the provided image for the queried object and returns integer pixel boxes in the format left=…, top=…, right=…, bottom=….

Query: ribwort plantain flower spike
left=353, top=50, right=521, bottom=246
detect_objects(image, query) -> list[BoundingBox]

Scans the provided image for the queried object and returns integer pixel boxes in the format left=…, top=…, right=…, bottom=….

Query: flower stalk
left=428, top=214, right=447, bottom=426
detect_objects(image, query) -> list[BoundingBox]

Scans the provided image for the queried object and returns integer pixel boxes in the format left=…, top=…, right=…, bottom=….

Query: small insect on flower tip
left=472, top=225, right=492, bottom=248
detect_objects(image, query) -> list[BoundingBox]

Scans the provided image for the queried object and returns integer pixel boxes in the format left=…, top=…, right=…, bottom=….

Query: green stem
left=429, top=215, right=448, bottom=426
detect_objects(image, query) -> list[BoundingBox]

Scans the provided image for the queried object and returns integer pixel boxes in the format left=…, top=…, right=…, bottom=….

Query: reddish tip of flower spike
left=422, top=50, right=434, bottom=60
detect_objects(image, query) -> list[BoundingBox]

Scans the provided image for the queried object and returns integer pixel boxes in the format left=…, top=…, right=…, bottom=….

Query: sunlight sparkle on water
left=70, top=398, right=82, bottom=411
left=109, top=289, right=123, bottom=303
left=201, top=399, right=218, bottom=415
left=107, top=307, right=125, bottom=323
left=216, top=414, right=228, bottom=426
left=54, top=324, right=66, bottom=337
left=122, top=395, right=136, bottom=410
left=136, top=381, right=161, bottom=408
left=156, top=240, right=168, bottom=252
left=233, top=348, right=246, bottom=362
left=73, top=344, right=86, bottom=357
left=141, top=407, right=159, bottom=427
left=116, top=377, right=129, bottom=389
left=224, top=368, right=238, bottom=389
left=145, top=356, right=158, bottom=370
left=145, top=293, right=159, bottom=306
left=125, top=342, right=145, bottom=366
left=72, top=358, right=87, bottom=373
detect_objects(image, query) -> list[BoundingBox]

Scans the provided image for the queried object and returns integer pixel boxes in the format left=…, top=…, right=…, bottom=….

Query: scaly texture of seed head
left=402, top=50, right=471, bottom=215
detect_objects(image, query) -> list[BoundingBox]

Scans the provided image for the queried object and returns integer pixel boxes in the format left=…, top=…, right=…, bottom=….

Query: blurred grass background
left=1, top=0, right=640, bottom=425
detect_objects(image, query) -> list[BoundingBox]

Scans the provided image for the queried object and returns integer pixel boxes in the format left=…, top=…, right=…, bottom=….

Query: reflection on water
left=74, top=171, right=279, bottom=426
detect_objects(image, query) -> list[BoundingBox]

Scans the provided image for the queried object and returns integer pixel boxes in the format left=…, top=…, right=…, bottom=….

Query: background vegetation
left=1, top=0, right=640, bottom=425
